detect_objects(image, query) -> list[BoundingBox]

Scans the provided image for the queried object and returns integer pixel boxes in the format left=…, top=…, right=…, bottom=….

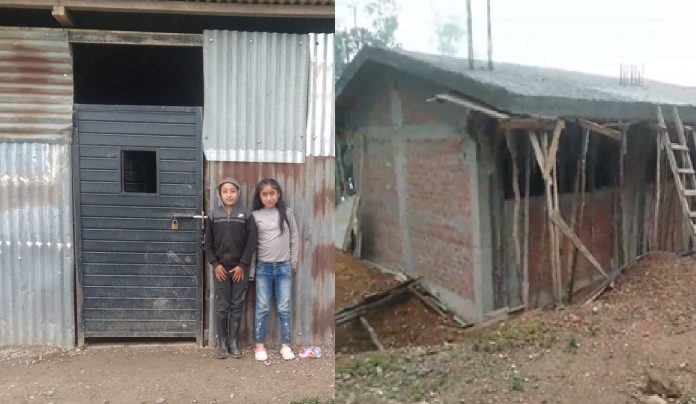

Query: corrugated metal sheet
left=306, top=33, right=334, bottom=157
left=203, top=30, right=310, bottom=163
left=0, top=28, right=73, bottom=141
left=0, top=142, right=75, bottom=347
left=206, top=156, right=334, bottom=345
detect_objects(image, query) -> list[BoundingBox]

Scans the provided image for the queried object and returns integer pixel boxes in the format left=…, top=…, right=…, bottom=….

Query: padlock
left=171, top=217, right=179, bottom=231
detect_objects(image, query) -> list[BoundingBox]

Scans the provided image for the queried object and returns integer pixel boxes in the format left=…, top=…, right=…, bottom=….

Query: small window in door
left=122, top=150, right=157, bottom=193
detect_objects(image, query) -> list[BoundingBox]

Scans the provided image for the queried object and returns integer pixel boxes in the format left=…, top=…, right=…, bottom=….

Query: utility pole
left=487, top=0, right=493, bottom=70
left=466, top=0, right=474, bottom=69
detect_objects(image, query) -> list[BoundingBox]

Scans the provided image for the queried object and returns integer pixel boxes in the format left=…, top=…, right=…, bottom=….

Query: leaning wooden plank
left=426, top=93, right=510, bottom=119
left=408, top=285, right=447, bottom=317
left=577, top=118, right=621, bottom=141
left=528, top=132, right=548, bottom=181
left=550, top=211, right=609, bottom=279
left=359, top=316, right=385, bottom=351
left=363, top=259, right=409, bottom=282
left=543, top=120, right=565, bottom=180
left=353, top=232, right=363, bottom=259
left=343, top=194, right=360, bottom=252
left=335, top=278, right=420, bottom=325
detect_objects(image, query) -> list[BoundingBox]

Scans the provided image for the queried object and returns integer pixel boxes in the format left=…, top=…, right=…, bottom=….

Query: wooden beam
left=0, top=0, right=334, bottom=18
left=498, top=118, right=556, bottom=131
left=550, top=211, right=609, bottom=279
left=506, top=132, right=523, bottom=305
left=359, top=316, right=385, bottom=351
left=51, top=5, right=73, bottom=27
left=528, top=132, right=547, bottom=181
left=67, top=29, right=203, bottom=47
left=577, top=118, right=621, bottom=141
left=543, top=120, right=565, bottom=179
left=427, top=93, right=510, bottom=119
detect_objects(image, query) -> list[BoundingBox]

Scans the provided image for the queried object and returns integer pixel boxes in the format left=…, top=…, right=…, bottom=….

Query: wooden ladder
left=658, top=105, right=696, bottom=242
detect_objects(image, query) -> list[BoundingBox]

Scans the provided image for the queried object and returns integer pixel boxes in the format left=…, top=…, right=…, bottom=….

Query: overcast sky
left=336, top=0, right=696, bottom=86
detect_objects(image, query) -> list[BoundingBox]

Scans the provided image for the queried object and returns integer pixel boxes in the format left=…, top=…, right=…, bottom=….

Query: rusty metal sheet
left=0, top=27, right=73, bottom=142
left=206, top=156, right=334, bottom=345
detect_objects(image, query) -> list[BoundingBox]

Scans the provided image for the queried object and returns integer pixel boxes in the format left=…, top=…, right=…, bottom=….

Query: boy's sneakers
left=280, top=346, right=295, bottom=360
left=254, top=348, right=268, bottom=361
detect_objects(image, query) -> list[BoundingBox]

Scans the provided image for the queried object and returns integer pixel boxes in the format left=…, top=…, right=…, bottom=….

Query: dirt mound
left=336, top=252, right=696, bottom=403
left=336, top=251, right=471, bottom=354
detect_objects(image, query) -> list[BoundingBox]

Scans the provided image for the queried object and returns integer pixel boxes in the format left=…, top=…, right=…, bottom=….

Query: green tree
left=436, top=20, right=465, bottom=57
left=335, top=0, right=400, bottom=81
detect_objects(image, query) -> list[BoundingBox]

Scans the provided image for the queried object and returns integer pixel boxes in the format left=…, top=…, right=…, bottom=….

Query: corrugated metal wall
left=201, top=29, right=334, bottom=346
left=202, top=30, right=310, bottom=163
left=207, top=157, right=334, bottom=345
left=0, top=28, right=75, bottom=347
left=306, top=33, right=334, bottom=157
left=0, top=143, right=75, bottom=347
left=0, top=27, right=73, bottom=141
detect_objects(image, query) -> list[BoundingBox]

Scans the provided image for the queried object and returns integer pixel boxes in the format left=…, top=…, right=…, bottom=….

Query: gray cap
left=217, top=177, right=241, bottom=192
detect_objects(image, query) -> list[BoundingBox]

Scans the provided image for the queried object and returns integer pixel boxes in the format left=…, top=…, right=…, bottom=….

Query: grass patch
left=566, top=336, right=579, bottom=353
left=290, top=399, right=328, bottom=404
left=471, top=320, right=559, bottom=353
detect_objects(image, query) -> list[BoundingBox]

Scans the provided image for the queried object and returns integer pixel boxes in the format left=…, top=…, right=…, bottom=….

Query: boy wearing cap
left=204, top=177, right=257, bottom=359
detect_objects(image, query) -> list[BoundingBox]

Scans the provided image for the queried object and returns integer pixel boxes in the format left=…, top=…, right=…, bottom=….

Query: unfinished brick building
left=336, top=46, right=696, bottom=324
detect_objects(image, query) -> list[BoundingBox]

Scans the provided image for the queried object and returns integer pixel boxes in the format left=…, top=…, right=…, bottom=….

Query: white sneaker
left=280, top=346, right=295, bottom=360
left=254, top=349, right=268, bottom=361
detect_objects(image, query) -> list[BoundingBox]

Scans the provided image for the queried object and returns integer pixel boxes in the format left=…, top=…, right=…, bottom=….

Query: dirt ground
left=335, top=252, right=696, bottom=403
left=0, top=343, right=334, bottom=404
left=336, top=252, right=471, bottom=353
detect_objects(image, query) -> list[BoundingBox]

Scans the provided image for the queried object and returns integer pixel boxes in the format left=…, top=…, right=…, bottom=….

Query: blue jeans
left=255, top=260, right=292, bottom=345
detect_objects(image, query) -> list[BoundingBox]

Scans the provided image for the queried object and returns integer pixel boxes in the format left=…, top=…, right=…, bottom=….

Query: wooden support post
left=568, top=128, right=590, bottom=298
left=544, top=120, right=565, bottom=179
left=619, top=126, right=628, bottom=265
left=359, top=316, right=385, bottom=351
left=654, top=127, right=661, bottom=250
left=505, top=132, right=523, bottom=303
left=52, top=5, right=74, bottom=27
left=529, top=121, right=565, bottom=305
left=523, top=138, right=531, bottom=308
left=550, top=139, right=563, bottom=303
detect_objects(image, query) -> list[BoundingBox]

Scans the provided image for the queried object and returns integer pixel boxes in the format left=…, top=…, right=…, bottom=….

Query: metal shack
left=0, top=0, right=334, bottom=348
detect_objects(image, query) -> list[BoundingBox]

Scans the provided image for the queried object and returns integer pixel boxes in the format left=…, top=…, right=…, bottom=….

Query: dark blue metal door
left=74, top=104, right=203, bottom=342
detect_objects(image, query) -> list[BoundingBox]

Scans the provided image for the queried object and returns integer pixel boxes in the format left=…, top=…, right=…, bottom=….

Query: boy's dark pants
left=214, top=266, right=249, bottom=357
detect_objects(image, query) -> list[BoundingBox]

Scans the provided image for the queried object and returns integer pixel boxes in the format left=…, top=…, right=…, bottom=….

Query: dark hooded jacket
left=204, top=177, right=257, bottom=270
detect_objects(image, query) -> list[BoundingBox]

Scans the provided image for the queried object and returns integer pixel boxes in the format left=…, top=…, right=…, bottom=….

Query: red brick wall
left=405, top=137, right=476, bottom=300
left=360, top=136, right=405, bottom=268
